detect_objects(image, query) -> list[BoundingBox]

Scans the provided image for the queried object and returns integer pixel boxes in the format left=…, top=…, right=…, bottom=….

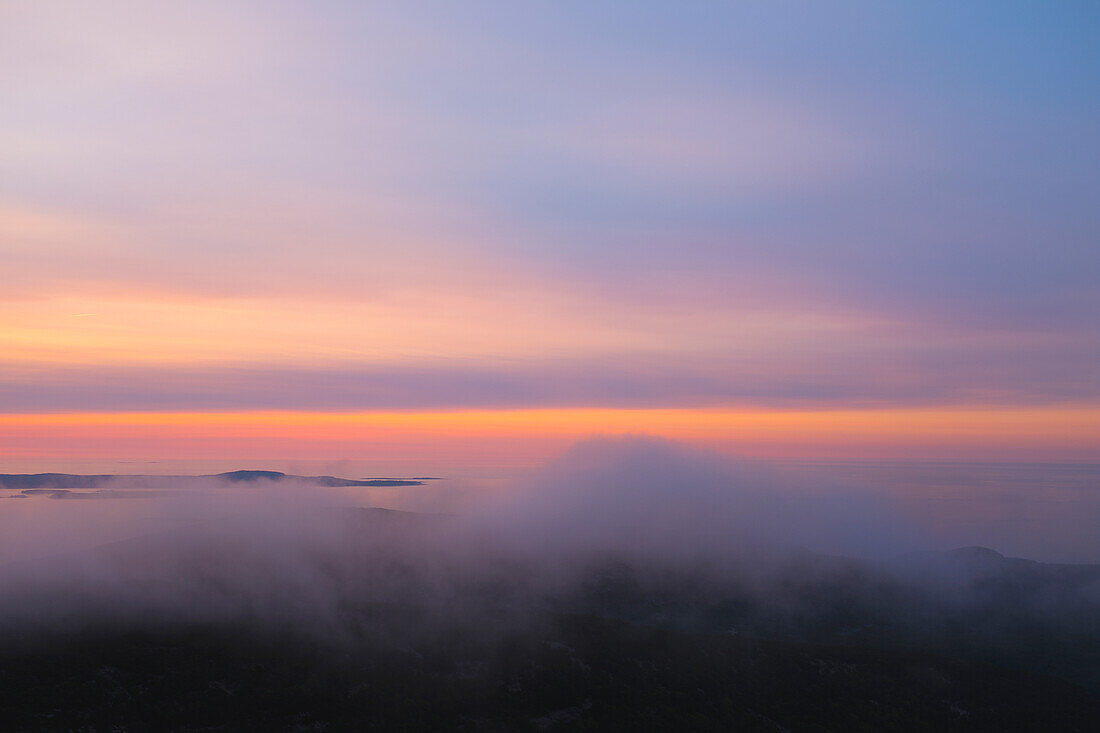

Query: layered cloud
left=2, top=1, right=1099, bottom=460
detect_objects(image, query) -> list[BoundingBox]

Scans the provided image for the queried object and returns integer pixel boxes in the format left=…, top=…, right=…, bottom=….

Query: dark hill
left=1, top=614, right=1097, bottom=732
left=2, top=506, right=1099, bottom=730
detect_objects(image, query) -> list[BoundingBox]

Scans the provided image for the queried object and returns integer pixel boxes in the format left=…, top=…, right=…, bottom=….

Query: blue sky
left=2, top=1, right=1099, bottom=460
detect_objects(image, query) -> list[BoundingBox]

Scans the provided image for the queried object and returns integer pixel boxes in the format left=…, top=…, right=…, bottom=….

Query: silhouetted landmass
left=945, top=545, right=1100, bottom=592
left=214, top=470, right=288, bottom=483
left=0, top=473, right=119, bottom=489
left=0, top=614, right=1097, bottom=732
left=2, top=503, right=1099, bottom=730
left=361, top=476, right=444, bottom=481
left=20, top=489, right=190, bottom=500
left=0, top=471, right=423, bottom=491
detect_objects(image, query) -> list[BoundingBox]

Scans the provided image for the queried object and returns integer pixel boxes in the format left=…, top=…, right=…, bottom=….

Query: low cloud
left=0, top=437, right=930, bottom=637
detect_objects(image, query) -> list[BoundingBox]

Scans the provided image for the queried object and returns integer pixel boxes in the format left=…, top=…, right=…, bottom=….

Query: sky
left=2, top=0, right=1099, bottom=469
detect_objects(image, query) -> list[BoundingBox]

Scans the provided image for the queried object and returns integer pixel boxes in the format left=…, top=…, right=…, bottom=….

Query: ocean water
left=1, top=460, right=1098, bottom=564
left=776, top=461, right=1100, bottom=563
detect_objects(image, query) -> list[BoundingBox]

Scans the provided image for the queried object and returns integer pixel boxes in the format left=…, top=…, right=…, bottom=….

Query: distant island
left=0, top=471, right=426, bottom=492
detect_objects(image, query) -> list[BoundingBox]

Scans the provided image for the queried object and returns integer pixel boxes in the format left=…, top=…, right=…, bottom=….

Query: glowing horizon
left=3, top=2, right=1099, bottom=467
left=3, top=406, right=1098, bottom=471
